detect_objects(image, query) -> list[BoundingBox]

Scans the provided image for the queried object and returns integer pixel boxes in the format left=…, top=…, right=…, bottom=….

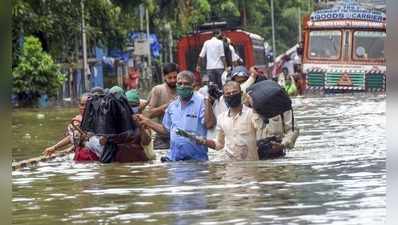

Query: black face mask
left=224, top=93, right=242, bottom=108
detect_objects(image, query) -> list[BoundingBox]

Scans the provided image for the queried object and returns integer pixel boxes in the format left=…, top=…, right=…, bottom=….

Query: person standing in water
left=147, top=62, right=179, bottom=149
left=136, top=71, right=216, bottom=161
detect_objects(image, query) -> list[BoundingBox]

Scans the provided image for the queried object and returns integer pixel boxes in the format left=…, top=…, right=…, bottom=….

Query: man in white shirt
left=196, top=30, right=227, bottom=90
left=197, top=66, right=258, bottom=140
left=198, top=80, right=259, bottom=161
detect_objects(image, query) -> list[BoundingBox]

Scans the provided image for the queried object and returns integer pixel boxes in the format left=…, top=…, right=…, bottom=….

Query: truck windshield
left=353, top=31, right=385, bottom=60
left=309, top=30, right=341, bottom=59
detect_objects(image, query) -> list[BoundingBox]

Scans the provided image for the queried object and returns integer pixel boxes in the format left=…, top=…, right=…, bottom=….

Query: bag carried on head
left=80, top=93, right=137, bottom=163
left=247, top=80, right=292, bottom=124
left=247, top=80, right=293, bottom=160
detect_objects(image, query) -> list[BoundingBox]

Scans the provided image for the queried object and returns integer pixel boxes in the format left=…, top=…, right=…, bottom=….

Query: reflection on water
left=12, top=94, right=386, bottom=225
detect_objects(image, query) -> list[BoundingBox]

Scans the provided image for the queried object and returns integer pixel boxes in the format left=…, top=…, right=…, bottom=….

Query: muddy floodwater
left=12, top=94, right=386, bottom=225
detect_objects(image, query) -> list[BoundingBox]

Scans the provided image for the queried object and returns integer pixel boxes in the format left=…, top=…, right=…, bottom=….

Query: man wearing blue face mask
left=126, top=89, right=141, bottom=114
left=125, top=89, right=156, bottom=161
left=136, top=70, right=216, bottom=162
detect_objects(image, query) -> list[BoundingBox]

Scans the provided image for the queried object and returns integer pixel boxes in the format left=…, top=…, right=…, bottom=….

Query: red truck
left=176, top=24, right=270, bottom=82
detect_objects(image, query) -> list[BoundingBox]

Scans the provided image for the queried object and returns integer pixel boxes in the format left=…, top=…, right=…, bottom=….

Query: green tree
left=12, top=0, right=314, bottom=71
left=13, top=36, right=65, bottom=105
left=12, top=0, right=139, bottom=66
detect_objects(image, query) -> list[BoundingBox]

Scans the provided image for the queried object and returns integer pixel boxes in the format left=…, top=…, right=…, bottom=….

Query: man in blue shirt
left=136, top=70, right=216, bottom=161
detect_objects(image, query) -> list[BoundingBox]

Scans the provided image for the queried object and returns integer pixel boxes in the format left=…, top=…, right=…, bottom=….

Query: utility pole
left=165, top=23, right=173, bottom=62
left=298, top=4, right=302, bottom=43
left=146, top=8, right=151, bottom=71
left=81, top=0, right=90, bottom=92
left=145, top=8, right=152, bottom=89
left=271, top=0, right=276, bottom=56
left=139, top=4, right=144, bottom=31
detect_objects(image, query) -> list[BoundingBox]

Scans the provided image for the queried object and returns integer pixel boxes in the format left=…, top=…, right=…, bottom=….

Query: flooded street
left=12, top=107, right=78, bottom=162
left=12, top=94, right=386, bottom=225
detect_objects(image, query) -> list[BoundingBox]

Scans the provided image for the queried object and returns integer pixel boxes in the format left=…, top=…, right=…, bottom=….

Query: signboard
left=133, top=40, right=150, bottom=56
left=310, top=2, right=386, bottom=23
left=337, top=73, right=353, bottom=86
left=308, top=20, right=385, bottom=29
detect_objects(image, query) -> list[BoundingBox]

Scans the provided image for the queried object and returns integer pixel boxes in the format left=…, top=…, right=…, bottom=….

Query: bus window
left=309, top=30, right=342, bottom=59
left=253, top=45, right=266, bottom=65
left=353, top=31, right=385, bottom=60
left=250, top=37, right=266, bottom=65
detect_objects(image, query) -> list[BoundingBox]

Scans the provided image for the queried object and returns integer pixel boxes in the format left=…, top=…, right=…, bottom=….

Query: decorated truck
left=301, top=1, right=386, bottom=92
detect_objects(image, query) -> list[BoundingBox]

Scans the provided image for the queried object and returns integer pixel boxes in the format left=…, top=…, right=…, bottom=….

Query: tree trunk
left=239, top=1, right=247, bottom=27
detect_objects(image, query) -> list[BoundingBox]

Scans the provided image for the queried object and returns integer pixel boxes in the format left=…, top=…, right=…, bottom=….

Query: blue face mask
left=131, top=106, right=139, bottom=114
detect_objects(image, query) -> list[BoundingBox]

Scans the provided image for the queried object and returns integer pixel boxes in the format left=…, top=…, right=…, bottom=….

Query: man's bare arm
left=221, top=56, right=227, bottom=70
left=135, top=114, right=168, bottom=135
left=148, top=103, right=168, bottom=118
left=196, top=57, right=203, bottom=72
left=204, top=98, right=217, bottom=129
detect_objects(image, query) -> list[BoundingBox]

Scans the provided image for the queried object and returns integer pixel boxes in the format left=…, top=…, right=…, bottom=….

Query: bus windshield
left=309, top=30, right=341, bottom=59
left=353, top=31, right=385, bottom=60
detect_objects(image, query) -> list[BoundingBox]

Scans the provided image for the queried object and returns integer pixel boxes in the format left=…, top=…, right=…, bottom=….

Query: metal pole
left=81, top=0, right=90, bottom=92
left=146, top=8, right=152, bottom=88
left=168, top=25, right=173, bottom=62
left=298, top=5, right=302, bottom=43
left=139, top=4, right=144, bottom=31
left=271, top=0, right=276, bottom=55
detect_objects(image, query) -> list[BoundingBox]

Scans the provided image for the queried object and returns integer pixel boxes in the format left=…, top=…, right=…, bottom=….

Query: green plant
left=12, top=36, right=65, bottom=104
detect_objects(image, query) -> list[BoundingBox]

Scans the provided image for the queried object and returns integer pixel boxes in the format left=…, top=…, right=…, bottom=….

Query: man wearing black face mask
left=200, top=80, right=259, bottom=161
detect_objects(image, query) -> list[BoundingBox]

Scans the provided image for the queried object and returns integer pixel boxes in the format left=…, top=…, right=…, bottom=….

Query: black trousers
left=207, top=69, right=224, bottom=90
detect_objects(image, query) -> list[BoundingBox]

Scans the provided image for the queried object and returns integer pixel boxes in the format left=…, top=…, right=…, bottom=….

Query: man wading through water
left=42, top=93, right=92, bottom=158
left=147, top=63, right=178, bottom=149
left=136, top=71, right=216, bottom=161
left=198, top=80, right=259, bottom=161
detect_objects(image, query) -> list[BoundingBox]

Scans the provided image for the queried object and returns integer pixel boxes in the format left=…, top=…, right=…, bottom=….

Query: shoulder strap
left=291, top=109, right=295, bottom=131
left=280, top=109, right=295, bottom=134
left=280, top=113, right=286, bottom=134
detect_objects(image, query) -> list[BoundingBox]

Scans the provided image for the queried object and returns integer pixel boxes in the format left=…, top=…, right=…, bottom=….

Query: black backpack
left=223, top=40, right=233, bottom=67
left=247, top=80, right=295, bottom=160
left=247, top=80, right=292, bottom=124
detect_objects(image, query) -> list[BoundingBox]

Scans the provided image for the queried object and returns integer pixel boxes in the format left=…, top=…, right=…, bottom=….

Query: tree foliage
left=12, top=0, right=313, bottom=66
left=13, top=36, right=65, bottom=103
left=12, top=0, right=139, bottom=66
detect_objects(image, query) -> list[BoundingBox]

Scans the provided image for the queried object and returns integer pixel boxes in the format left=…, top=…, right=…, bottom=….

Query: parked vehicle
left=176, top=22, right=270, bottom=79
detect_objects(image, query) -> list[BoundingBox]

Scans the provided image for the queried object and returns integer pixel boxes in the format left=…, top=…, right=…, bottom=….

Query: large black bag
left=80, top=93, right=137, bottom=163
left=81, top=93, right=135, bottom=134
left=247, top=80, right=292, bottom=124
left=257, top=136, right=285, bottom=160
left=223, top=40, right=233, bottom=67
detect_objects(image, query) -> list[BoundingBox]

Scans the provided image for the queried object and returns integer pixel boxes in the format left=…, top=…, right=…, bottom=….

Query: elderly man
left=136, top=70, right=216, bottom=161
left=200, top=80, right=259, bottom=161
left=43, top=93, right=91, bottom=156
